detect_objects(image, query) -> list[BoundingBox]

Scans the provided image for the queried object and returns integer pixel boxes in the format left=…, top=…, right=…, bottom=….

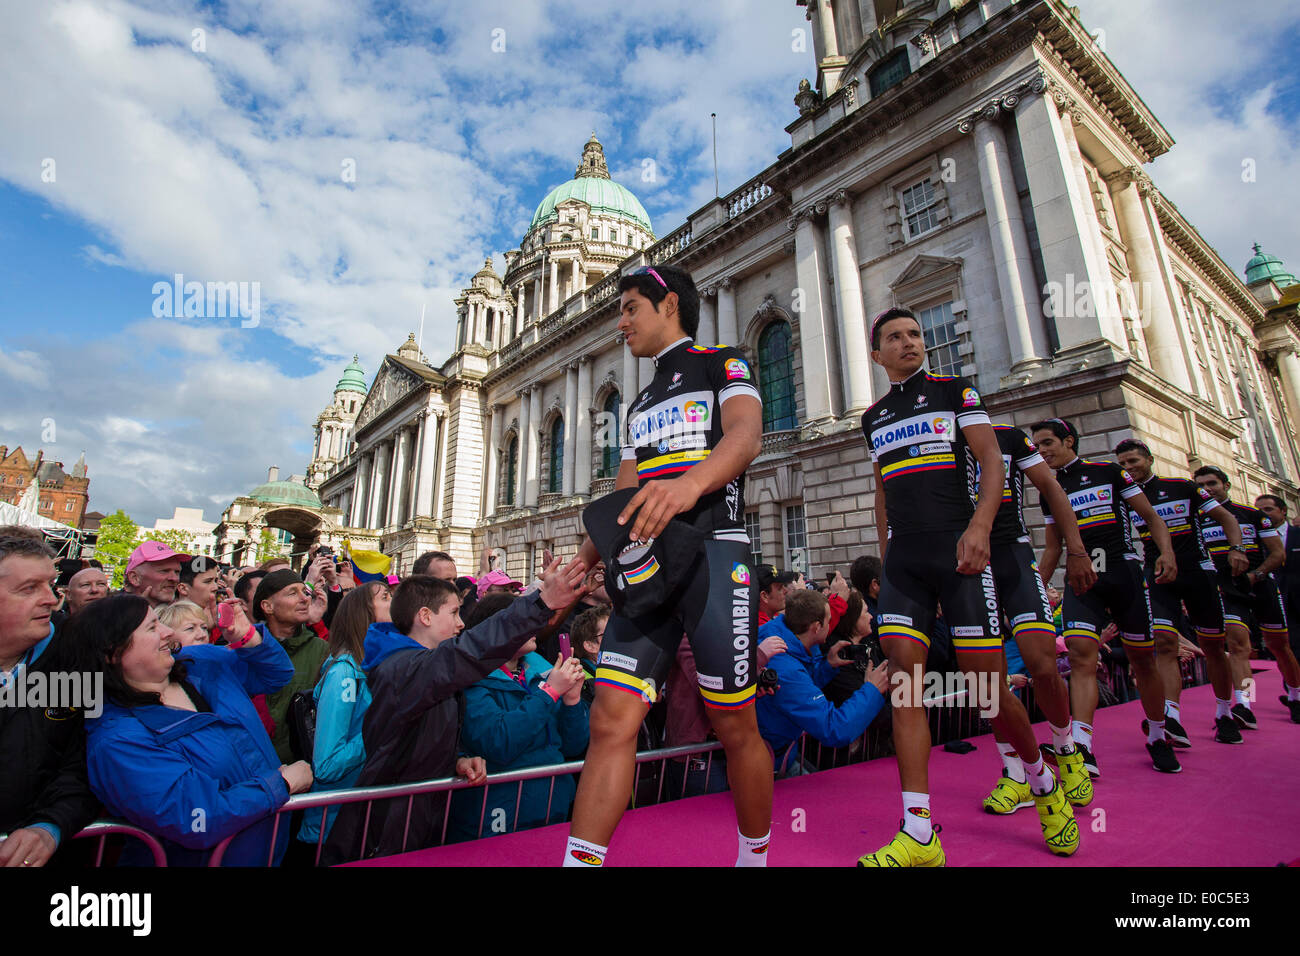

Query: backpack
left=287, top=656, right=345, bottom=765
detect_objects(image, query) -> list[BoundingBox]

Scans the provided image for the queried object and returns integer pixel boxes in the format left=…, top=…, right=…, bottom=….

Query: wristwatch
left=1228, top=545, right=1247, bottom=554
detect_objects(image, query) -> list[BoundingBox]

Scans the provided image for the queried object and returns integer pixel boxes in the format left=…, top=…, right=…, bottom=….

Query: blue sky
left=1, top=0, right=1297, bottom=526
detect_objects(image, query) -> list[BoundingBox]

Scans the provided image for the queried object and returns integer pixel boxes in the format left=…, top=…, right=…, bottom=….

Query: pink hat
left=126, top=540, right=183, bottom=574
left=477, top=569, right=523, bottom=598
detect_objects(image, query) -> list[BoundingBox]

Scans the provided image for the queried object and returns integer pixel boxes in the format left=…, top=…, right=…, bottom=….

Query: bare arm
left=873, top=459, right=888, bottom=560
left=1256, top=533, right=1285, bottom=578
left=1025, top=461, right=1096, bottom=595
left=1040, top=522, right=1063, bottom=584
left=956, top=422, right=1004, bottom=573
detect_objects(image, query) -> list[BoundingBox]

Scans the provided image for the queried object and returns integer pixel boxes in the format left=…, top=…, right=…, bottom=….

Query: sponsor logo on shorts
left=879, top=613, right=912, bottom=625
left=725, top=358, right=750, bottom=380
left=1011, top=612, right=1039, bottom=627
left=599, top=652, right=638, bottom=671
left=981, top=568, right=1001, bottom=638
left=570, top=850, right=603, bottom=866
left=950, top=626, right=984, bottom=638
left=961, top=387, right=980, bottom=408
left=697, top=673, right=724, bottom=690
left=731, top=563, right=750, bottom=585
left=732, top=577, right=752, bottom=687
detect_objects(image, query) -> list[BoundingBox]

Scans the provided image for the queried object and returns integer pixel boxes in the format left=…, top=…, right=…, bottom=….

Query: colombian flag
left=345, top=540, right=392, bottom=585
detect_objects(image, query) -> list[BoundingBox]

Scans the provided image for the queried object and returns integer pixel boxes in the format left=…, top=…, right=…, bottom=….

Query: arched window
left=600, top=391, right=622, bottom=478
left=758, top=321, right=797, bottom=432
left=505, top=436, right=518, bottom=506
left=548, top=417, right=564, bottom=493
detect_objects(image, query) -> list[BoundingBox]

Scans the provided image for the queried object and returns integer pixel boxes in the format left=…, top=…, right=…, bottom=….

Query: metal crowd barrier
left=76, top=656, right=1217, bottom=867
left=71, top=820, right=169, bottom=867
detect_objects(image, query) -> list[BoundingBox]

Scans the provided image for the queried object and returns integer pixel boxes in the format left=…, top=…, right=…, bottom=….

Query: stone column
left=351, top=452, right=371, bottom=527
left=387, top=428, right=410, bottom=527
left=716, top=277, right=739, bottom=346
left=485, top=404, right=503, bottom=515
left=967, top=108, right=1048, bottom=371
left=698, top=288, right=717, bottom=346
left=534, top=275, right=544, bottom=321
left=622, top=337, right=639, bottom=402
left=1056, top=107, right=1122, bottom=327
left=515, top=285, right=525, bottom=336
left=817, top=0, right=839, bottom=56
left=1107, top=169, right=1194, bottom=393
left=791, top=207, right=835, bottom=425
left=576, top=358, right=594, bottom=496
left=516, top=389, right=531, bottom=508
left=432, top=412, right=449, bottom=523
left=562, top=365, right=578, bottom=496
left=827, top=189, right=874, bottom=412
left=572, top=258, right=581, bottom=296
left=1272, top=347, right=1300, bottom=435
left=526, top=386, right=542, bottom=507
left=367, top=442, right=389, bottom=529
left=416, top=408, right=438, bottom=517
left=549, top=259, right=559, bottom=314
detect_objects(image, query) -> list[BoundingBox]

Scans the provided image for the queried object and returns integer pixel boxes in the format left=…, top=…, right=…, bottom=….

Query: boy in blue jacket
left=757, top=589, right=889, bottom=773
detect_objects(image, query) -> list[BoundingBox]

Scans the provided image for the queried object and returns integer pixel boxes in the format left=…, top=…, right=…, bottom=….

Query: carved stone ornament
left=757, top=293, right=781, bottom=316
left=355, top=362, right=420, bottom=430
left=956, top=71, right=1048, bottom=133
left=829, top=188, right=850, bottom=207
left=795, top=77, right=819, bottom=116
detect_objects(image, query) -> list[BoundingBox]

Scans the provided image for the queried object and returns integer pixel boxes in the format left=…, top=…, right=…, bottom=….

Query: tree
left=152, top=528, right=195, bottom=559
left=257, top=527, right=280, bottom=563
left=95, top=510, right=139, bottom=588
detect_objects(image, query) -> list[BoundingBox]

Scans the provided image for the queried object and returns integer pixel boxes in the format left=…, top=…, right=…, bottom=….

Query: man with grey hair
left=0, top=526, right=100, bottom=867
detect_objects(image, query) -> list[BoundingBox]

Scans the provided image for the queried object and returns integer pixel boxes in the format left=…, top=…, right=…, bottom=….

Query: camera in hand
left=838, top=643, right=872, bottom=665
left=758, top=668, right=780, bottom=691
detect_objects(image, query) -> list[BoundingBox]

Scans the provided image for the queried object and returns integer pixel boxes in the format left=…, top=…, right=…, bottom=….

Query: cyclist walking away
left=1031, top=420, right=1183, bottom=774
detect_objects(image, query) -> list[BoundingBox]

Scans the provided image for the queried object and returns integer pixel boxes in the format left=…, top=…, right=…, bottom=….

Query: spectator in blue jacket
left=757, top=589, right=889, bottom=775
left=76, top=593, right=312, bottom=866
left=447, top=594, right=589, bottom=842
left=296, top=581, right=390, bottom=854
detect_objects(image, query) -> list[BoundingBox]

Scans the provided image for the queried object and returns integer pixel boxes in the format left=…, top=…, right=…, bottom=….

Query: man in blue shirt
left=757, top=589, right=889, bottom=771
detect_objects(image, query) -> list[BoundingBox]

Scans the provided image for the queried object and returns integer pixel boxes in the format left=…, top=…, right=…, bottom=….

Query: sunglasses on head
left=629, top=265, right=669, bottom=290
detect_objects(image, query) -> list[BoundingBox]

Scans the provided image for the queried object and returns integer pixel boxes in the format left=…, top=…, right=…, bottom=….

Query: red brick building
left=0, top=446, right=91, bottom=528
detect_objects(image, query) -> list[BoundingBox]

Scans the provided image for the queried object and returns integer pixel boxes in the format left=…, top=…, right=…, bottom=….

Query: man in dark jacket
left=324, top=557, right=586, bottom=862
left=0, top=527, right=100, bottom=866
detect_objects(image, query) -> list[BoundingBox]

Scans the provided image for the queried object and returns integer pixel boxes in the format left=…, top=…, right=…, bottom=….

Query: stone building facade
left=0, top=446, right=90, bottom=528
left=309, top=0, right=1300, bottom=582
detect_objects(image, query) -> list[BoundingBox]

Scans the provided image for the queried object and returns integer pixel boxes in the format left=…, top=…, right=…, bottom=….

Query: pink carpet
left=346, top=663, right=1298, bottom=867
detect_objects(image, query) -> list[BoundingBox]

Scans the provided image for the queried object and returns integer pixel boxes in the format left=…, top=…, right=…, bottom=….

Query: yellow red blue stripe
left=594, top=668, right=657, bottom=702
left=880, top=624, right=931, bottom=648
left=699, top=684, right=756, bottom=710
left=624, top=555, right=660, bottom=585
left=881, top=454, right=955, bottom=481
left=637, top=449, right=709, bottom=479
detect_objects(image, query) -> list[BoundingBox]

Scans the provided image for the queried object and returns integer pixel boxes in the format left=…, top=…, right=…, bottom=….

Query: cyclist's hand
left=955, top=524, right=991, bottom=574
left=618, top=476, right=702, bottom=543
left=1064, top=552, right=1097, bottom=595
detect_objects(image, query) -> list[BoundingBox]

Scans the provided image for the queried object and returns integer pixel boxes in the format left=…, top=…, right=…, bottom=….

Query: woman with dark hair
left=821, top=591, right=878, bottom=707
left=75, top=593, right=309, bottom=866
left=297, top=581, right=390, bottom=852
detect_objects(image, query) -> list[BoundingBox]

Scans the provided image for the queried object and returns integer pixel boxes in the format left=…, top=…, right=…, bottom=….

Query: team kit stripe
left=952, top=637, right=1003, bottom=652
left=624, top=555, right=660, bottom=585
left=699, top=684, right=757, bottom=709
left=594, top=669, right=658, bottom=702
left=880, top=624, right=931, bottom=648
left=1076, top=513, right=1116, bottom=528
left=637, top=449, right=710, bottom=478
left=1011, top=621, right=1058, bottom=640
left=881, top=454, right=956, bottom=480
left=1063, top=628, right=1102, bottom=643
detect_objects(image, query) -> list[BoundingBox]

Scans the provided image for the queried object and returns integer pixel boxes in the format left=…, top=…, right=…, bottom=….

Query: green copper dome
left=530, top=177, right=653, bottom=234
left=335, top=355, right=368, bottom=395
left=250, top=481, right=322, bottom=509
left=1245, top=243, right=1297, bottom=287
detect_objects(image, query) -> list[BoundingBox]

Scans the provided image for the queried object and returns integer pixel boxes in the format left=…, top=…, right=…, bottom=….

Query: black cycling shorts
left=595, top=539, right=757, bottom=710
left=1062, top=557, right=1153, bottom=648
left=990, top=541, right=1057, bottom=649
left=1147, top=561, right=1225, bottom=643
left=877, top=531, right=1002, bottom=655
left=1219, top=571, right=1288, bottom=639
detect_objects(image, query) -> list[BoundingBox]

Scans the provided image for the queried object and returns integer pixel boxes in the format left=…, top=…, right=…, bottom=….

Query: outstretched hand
left=537, top=555, right=589, bottom=610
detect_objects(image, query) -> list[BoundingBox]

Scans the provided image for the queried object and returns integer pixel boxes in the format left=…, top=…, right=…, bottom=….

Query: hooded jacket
left=297, top=652, right=370, bottom=845
left=447, top=650, right=589, bottom=842
left=323, top=593, right=554, bottom=863
left=257, top=621, right=330, bottom=764
left=84, top=639, right=295, bottom=866
left=755, top=615, right=886, bottom=764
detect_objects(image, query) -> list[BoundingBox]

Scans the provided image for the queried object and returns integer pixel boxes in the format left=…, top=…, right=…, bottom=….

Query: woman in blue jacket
left=74, top=593, right=311, bottom=866
left=448, top=596, right=589, bottom=842
left=297, top=581, right=388, bottom=852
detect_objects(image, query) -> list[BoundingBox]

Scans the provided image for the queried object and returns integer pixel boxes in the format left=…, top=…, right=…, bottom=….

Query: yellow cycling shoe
left=1055, top=748, right=1094, bottom=808
left=1033, top=780, right=1080, bottom=857
left=982, top=775, right=1033, bottom=814
left=857, top=822, right=945, bottom=867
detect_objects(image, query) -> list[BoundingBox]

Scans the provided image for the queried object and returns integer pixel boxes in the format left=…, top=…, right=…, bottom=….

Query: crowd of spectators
left=3, top=524, right=1219, bottom=868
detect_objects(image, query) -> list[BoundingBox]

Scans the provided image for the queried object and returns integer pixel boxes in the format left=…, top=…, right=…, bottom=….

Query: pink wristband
left=539, top=682, right=561, bottom=702
left=227, top=625, right=256, bottom=650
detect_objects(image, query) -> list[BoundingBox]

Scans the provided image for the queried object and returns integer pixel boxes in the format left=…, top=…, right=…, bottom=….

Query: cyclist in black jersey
left=982, top=424, right=1098, bottom=820
left=1252, top=494, right=1300, bottom=722
left=564, top=264, right=772, bottom=868
left=857, top=310, right=1078, bottom=866
left=1115, top=441, right=1247, bottom=746
left=1194, top=466, right=1287, bottom=732
left=1031, top=420, right=1185, bottom=774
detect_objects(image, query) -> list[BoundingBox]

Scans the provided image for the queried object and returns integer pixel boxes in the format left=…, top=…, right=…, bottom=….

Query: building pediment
left=890, top=254, right=964, bottom=301
left=355, top=359, right=425, bottom=431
